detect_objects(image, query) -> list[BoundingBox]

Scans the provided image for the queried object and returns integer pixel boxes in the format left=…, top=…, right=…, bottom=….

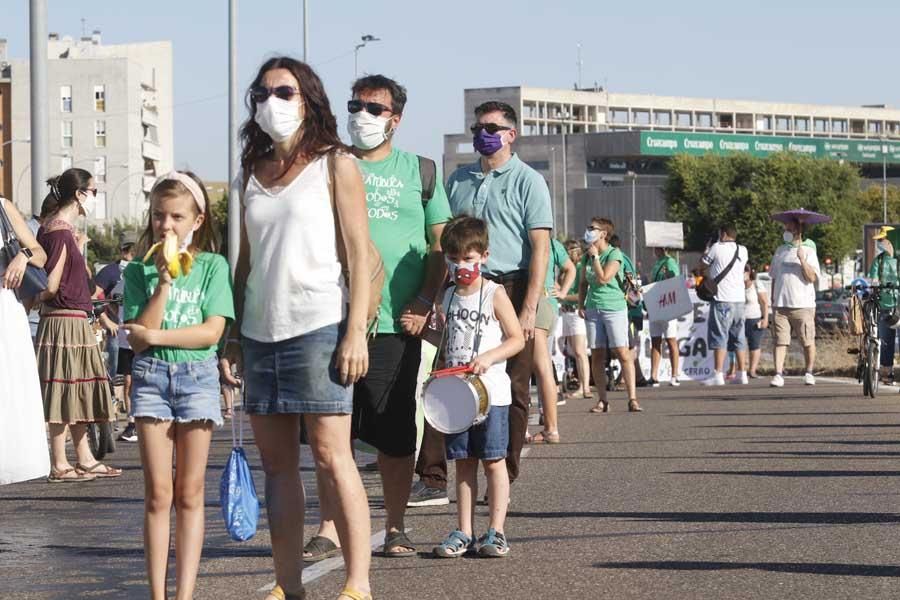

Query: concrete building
left=445, top=86, right=900, bottom=271
left=3, top=32, right=173, bottom=225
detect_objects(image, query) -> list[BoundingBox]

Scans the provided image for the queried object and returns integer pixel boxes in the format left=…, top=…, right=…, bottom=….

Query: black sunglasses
left=347, top=99, right=393, bottom=117
left=250, top=85, right=301, bottom=103
left=470, top=122, right=512, bottom=135
left=81, top=188, right=98, bottom=197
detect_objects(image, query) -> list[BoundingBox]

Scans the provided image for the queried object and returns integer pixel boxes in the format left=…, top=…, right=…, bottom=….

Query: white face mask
left=783, top=231, right=794, bottom=244
left=255, top=97, right=303, bottom=142
left=583, top=229, right=599, bottom=244
left=348, top=110, right=392, bottom=150
left=79, top=192, right=97, bottom=217
left=877, top=240, right=888, bottom=253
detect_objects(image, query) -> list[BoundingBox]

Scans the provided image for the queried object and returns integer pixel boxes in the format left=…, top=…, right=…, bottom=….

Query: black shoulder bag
left=696, top=247, right=739, bottom=302
left=0, top=199, right=48, bottom=303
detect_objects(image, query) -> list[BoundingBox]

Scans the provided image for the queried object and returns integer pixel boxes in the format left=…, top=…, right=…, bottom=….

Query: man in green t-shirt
left=648, top=247, right=681, bottom=386
left=869, top=226, right=899, bottom=382
left=309, top=75, right=452, bottom=559
left=578, top=217, right=642, bottom=413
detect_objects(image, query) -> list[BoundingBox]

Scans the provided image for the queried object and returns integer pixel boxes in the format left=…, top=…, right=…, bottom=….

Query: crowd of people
left=0, top=55, right=851, bottom=600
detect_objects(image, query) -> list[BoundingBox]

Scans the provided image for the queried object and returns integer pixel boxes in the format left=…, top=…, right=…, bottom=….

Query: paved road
left=4, top=378, right=900, bottom=599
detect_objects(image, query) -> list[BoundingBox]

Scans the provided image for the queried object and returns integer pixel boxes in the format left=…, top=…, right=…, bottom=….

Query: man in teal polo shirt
left=443, top=100, right=553, bottom=484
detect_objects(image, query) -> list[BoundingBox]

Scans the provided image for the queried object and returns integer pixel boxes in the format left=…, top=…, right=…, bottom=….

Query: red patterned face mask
left=447, top=259, right=481, bottom=285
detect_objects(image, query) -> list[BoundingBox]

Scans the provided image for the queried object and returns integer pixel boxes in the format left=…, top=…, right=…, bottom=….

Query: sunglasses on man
left=249, top=85, right=301, bottom=103
left=470, top=123, right=512, bottom=135
left=347, top=99, right=393, bottom=117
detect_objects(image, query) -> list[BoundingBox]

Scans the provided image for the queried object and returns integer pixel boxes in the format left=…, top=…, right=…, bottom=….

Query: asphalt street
left=4, top=377, right=900, bottom=599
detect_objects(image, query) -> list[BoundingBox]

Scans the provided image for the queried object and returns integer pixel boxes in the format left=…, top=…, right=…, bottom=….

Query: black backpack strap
left=714, top=246, right=741, bottom=285
left=417, top=155, right=436, bottom=204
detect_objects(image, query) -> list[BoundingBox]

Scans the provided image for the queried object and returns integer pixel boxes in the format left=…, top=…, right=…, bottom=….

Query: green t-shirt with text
left=544, top=238, right=570, bottom=311
left=583, top=246, right=627, bottom=311
left=123, top=252, right=235, bottom=363
left=868, top=252, right=899, bottom=309
left=358, top=148, right=452, bottom=334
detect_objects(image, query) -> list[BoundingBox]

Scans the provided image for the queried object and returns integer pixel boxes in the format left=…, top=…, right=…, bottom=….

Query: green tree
left=666, top=153, right=863, bottom=267
left=86, top=221, right=141, bottom=269
left=857, top=184, right=900, bottom=224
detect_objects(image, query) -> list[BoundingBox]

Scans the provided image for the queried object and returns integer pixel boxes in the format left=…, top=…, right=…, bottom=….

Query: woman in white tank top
left=219, top=57, right=373, bottom=600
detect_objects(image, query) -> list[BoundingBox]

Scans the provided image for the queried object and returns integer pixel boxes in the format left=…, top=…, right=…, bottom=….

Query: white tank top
left=241, top=155, right=347, bottom=343
left=441, top=279, right=511, bottom=407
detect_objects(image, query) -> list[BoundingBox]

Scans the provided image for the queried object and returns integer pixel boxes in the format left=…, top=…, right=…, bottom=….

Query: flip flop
left=589, top=400, right=608, bottom=414
left=267, top=584, right=306, bottom=600
left=75, top=463, right=123, bottom=478
left=339, top=588, right=373, bottom=600
left=302, top=535, right=341, bottom=562
left=47, top=467, right=96, bottom=483
left=531, top=430, right=561, bottom=444
left=382, top=529, right=416, bottom=558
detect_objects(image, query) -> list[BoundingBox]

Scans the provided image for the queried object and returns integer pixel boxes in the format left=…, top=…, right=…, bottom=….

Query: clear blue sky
left=5, top=0, right=900, bottom=181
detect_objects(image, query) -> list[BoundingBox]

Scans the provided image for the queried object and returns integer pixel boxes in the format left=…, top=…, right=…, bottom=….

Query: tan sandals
left=47, top=467, right=95, bottom=483
left=76, top=462, right=123, bottom=478
left=531, top=430, right=560, bottom=444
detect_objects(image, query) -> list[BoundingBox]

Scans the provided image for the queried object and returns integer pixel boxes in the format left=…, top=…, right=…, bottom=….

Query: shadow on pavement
left=712, top=450, right=900, bottom=457
left=507, top=511, right=900, bottom=524
left=671, top=470, right=900, bottom=477
left=592, top=560, right=900, bottom=577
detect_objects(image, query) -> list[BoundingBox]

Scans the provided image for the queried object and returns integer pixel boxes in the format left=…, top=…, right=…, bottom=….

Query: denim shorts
left=744, top=318, right=764, bottom=351
left=708, top=300, right=746, bottom=351
left=242, top=322, right=353, bottom=415
left=445, top=404, right=509, bottom=461
left=131, top=355, right=223, bottom=426
left=584, top=308, right=629, bottom=349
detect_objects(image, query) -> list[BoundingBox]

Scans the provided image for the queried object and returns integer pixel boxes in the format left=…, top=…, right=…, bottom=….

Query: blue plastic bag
left=220, top=384, right=259, bottom=541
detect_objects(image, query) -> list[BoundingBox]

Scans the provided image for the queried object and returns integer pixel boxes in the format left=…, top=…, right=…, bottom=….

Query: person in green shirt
left=647, top=247, right=681, bottom=386
left=559, top=239, right=592, bottom=400
left=578, top=217, right=642, bottom=413
left=869, top=226, right=899, bottom=382
left=530, top=237, right=575, bottom=444
left=308, top=74, right=452, bottom=560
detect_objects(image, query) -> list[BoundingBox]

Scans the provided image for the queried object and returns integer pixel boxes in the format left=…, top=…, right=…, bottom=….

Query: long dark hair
left=138, top=171, right=219, bottom=255
left=240, top=56, right=345, bottom=176
left=40, top=168, right=92, bottom=219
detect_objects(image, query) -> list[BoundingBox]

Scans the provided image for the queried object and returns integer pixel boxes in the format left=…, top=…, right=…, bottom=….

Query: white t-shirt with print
left=441, top=280, right=511, bottom=407
left=702, top=241, right=748, bottom=303
left=770, top=243, right=820, bottom=309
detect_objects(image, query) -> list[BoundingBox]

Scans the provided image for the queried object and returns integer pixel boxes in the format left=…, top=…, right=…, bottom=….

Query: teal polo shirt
left=446, top=153, right=553, bottom=276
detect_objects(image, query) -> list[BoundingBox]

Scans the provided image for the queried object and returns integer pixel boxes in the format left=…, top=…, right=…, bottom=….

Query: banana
left=142, top=232, right=193, bottom=278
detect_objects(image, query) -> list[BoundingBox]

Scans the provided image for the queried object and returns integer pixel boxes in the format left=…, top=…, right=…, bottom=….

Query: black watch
left=20, top=247, right=34, bottom=259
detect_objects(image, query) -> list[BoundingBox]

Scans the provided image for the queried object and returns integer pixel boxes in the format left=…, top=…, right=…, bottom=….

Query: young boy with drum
left=426, top=216, right=525, bottom=559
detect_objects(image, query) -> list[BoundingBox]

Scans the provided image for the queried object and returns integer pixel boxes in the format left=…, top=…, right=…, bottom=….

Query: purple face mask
left=473, top=129, right=504, bottom=156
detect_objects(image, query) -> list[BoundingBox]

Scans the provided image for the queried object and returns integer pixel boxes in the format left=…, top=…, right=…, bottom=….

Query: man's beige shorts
left=773, top=307, right=816, bottom=347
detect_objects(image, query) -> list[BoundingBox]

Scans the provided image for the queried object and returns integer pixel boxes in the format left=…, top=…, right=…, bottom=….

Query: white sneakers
left=804, top=372, right=816, bottom=386
left=702, top=372, right=726, bottom=386
left=770, top=373, right=785, bottom=387
left=670, top=377, right=680, bottom=387
left=730, top=371, right=749, bottom=385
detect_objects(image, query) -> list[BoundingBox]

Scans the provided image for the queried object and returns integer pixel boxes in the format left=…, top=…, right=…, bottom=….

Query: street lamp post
left=626, top=170, right=637, bottom=261
left=354, top=35, right=380, bottom=77
left=882, top=137, right=889, bottom=223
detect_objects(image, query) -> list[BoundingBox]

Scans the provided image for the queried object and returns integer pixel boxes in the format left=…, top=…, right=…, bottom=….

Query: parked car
left=815, top=288, right=850, bottom=332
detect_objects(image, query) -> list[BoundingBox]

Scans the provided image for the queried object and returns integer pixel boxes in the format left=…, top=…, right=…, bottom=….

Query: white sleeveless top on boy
left=441, top=279, right=511, bottom=407
left=241, top=155, right=348, bottom=343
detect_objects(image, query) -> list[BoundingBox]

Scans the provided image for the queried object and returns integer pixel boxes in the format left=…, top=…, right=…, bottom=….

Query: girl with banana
left=122, top=171, right=234, bottom=600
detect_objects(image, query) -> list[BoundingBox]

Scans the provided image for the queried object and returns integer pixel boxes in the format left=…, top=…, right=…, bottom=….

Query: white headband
left=151, top=171, right=206, bottom=214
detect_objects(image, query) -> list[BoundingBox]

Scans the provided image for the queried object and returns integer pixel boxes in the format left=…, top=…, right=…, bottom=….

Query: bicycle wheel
left=867, top=342, right=880, bottom=398
left=87, top=423, right=112, bottom=460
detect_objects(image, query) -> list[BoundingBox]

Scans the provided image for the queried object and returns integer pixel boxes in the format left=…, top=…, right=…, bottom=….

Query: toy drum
left=422, top=366, right=491, bottom=434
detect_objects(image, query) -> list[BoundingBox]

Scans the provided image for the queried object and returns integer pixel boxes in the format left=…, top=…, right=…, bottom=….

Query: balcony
left=141, top=107, right=159, bottom=128
left=143, top=174, right=156, bottom=193
left=142, top=140, right=162, bottom=161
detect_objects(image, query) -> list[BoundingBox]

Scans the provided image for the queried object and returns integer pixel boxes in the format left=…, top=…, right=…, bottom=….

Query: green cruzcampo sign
left=640, top=131, right=900, bottom=164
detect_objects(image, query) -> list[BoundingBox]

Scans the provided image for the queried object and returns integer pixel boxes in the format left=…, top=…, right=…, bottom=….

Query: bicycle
left=85, top=295, right=121, bottom=460
left=848, top=282, right=896, bottom=398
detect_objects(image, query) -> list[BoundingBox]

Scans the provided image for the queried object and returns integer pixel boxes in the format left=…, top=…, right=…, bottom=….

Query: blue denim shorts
left=445, top=404, right=509, bottom=461
left=130, top=355, right=223, bottom=426
left=242, top=322, right=352, bottom=415
left=708, top=300, right=746, bottom=351
left=584, top=308, right=629, bottom=349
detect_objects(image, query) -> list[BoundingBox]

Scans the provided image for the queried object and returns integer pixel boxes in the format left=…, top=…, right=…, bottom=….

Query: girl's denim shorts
left=131, top=355, right=223, bottom=426
left=242, top=322, right=353, bottom=416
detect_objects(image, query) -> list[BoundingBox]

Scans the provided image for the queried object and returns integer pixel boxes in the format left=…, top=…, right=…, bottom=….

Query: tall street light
left=881, top=136, right=889, bottom=223
left=626, top=170, right=637, bottom=261
left=354, top=34, right=380, bottom=77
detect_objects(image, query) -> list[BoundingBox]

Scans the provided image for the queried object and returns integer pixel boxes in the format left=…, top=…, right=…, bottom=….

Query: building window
left=94, top=191, right=107, bottom=220
left=735, top=113, right=753, bottom=129
left=60, top=155, right=72, bottom=172
left=888, top=122, right=900, bottom=137
left=60, top=85, right=72, bottom=113
left=675, top=112, right=692, bottom=127
left=610, top=108, right=629, bottom=124
left=95, top=120, right=107, bottom=147
left=94, top=156, right=107, bottom=183
left=775, top=116, right=791, bottom=131
left=633, top=110, right=650, bottom=125
left=868, top=121, right=883, bottom=134
left=94, top=85, right=106, bottom=112
left=814, top=118, right=828, bottom=133
left=756, top=115, right=772, bottom=131
left=794, top=117, right=809, bottom=132
left=655, top=111, right=672, bottom=126
left=697, top=113, right=713, bottom=128
left=832, top=119, right=848, bottom=133
left=61, top=121, right=73, bottom=147
left=850, top=119, right=865, bottom=134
